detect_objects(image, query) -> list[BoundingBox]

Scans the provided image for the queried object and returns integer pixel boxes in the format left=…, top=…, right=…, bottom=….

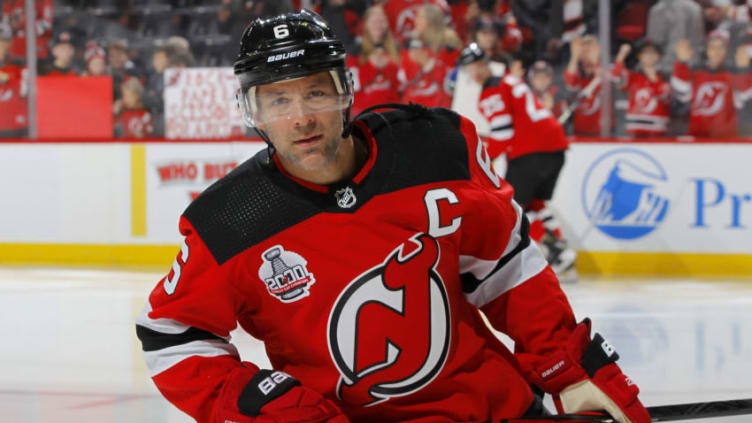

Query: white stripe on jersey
left=136, top=302, right=191, bottom=334
left=670, top=76, right=691, bottom=95
left=490, top=114, right=512, bottom=129
left=137, top=301, right=237, bottom=376
left=488, top=128, right=514, bottom=141
left=460, top=201, right=548, bottom=308
left=144, top=339, right=240, bottom=377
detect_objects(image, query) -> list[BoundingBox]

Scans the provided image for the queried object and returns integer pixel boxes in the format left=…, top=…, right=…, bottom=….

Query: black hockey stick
left=500, top=397, right=752, bottom=422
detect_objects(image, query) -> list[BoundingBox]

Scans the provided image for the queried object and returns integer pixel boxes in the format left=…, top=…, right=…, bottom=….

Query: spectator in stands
left=528, top=60, right=566, bottom=118
left=347, top=4, right=401, bottom=115
left=318, top=0, right=366, bottom=55
left=563, top=34, right=613, bottom=136
left=1, top=0, right=53, bottom=61
left=189, top=0, right=245, bottom=66
left=612, top=39, right=671, bottom=137
left=671, top=30, right=752, bottom=138
left=412, top=3, right=462, bottom=66
left=646, top=0, right=705, bottom=74
left=114, top=77, right=153, bottom=139
left=510, top=0, right=597, bottom=64
left=0, top=22, right=27, bottom=138
left=144, top=45, right=174, bottom=137
left=40, top=31, right=79, bottom=75
left=108, top=39, right=138, bottom=101
left=398, top=38, right=453, bottom=107
left=382, top=0, right=448, bottom=44
left=397, top=4, right=460, bottom=107
left=81, top=41, right=108, bottom=77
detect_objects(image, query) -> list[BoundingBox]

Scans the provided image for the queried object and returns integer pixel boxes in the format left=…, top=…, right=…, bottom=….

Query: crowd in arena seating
left=1, top=0, right=752, bottom=139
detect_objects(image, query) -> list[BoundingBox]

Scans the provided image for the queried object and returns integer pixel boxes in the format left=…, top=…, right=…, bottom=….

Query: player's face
left=638, top=47, right=660, bottom=68
left=706, top=39, right=727, bottom=68
left=256, top=72, right=347, bottom=172
left=466, top=61, right=490, bottom=85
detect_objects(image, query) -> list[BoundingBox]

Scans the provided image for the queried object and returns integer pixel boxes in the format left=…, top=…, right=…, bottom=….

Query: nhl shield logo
left=335, top=186, right=356, bottom=208
left=258, top=245, right=316, bottom=303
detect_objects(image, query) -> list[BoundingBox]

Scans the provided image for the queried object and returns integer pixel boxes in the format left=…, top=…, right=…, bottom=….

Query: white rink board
left=0, top=141, right=751, bottom=255
left=550, top=143, right=752, bottom=254
left=0, top=142, right=265, bottom=244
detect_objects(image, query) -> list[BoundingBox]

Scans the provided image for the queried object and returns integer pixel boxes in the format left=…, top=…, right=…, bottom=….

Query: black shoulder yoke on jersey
left=183, top=106, right=472, bottom=265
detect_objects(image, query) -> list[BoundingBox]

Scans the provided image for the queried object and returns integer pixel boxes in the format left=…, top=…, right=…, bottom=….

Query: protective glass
left=237, top=86, right=352, bottom=128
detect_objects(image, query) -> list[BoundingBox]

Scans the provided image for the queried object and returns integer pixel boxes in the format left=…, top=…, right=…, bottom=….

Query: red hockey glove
left=526, top=319, right=650, bottom=423
left=216, top=363, right=349, bottom=423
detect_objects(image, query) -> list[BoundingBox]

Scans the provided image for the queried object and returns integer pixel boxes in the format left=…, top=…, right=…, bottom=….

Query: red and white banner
left=164, top=68, right=246, bottom=139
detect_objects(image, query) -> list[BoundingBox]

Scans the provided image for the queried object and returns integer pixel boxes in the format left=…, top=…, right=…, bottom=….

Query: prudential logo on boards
left=582, top=148, right=669, bottom=240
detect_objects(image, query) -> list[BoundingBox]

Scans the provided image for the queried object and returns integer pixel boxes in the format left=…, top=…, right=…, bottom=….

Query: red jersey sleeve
left=454, top=115, right=577, bottom=387
left=671, top=61, right=693, bottom=103
left=136, top=216, right=259, bottom=422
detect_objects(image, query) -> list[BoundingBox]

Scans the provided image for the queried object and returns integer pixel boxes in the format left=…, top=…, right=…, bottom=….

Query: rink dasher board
left=0, top=141, right=749, bottom=276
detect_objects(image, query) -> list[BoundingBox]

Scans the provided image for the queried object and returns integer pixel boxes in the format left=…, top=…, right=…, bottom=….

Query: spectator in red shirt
left=115, top=77, right=154, bottom=139
left=671, top=30, right=752, bottom=138
left=612, top=39, right=671, bottom=137
left=412, top=3, right=462, bottom=67
left=0, top=22, right=27, bottom=137
left=563, top=34, right=613, bottom=136
left=347, top=4, right=401, bottom=115
left=1, top=0, right=53, bottom=61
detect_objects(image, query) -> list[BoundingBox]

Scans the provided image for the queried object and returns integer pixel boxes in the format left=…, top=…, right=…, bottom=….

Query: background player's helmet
left=457, top=42, right=486, bottom=66
left=233, top=9, right=353, bottom=132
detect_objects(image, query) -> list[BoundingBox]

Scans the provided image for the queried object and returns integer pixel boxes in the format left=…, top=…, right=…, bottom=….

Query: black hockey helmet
left=233, top=9, right=353, bottom=134
left=457, top=42, right=486, bottom=66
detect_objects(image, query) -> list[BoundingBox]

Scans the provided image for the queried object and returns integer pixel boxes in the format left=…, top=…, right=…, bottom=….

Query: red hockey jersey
left=346, top=55, right=401, bottom=116
left=114, top=108, right=153, bottom=138
left=1, top=0, right=53, bottom=59
left=136, top=107, right=577, bottom=423
left=671, top=61, right=752, bottom=138
left=478, top=74, right=569, bottom=160
left=563, top=68, right=612, bottom=136
left=398, top=52, right=452, bottom=108
left=612, top=62, right=670, bottom=136
left=0, top=61, right=27, bottom=132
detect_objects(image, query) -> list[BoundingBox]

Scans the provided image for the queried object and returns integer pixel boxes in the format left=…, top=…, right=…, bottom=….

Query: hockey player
left=466, top=43, right=576, bottom=279
left=671, top=30, right=752, bottom=138
left=136, top=10, right=650, bottom=423
left=612, top=40, right=671, bottom=137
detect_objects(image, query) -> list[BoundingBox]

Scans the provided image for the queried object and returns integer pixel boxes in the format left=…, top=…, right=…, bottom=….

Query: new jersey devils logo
left=693, top=82, right=727, bottom=116
left=327, top=233, right=450, bottom=407
left=634, top=87, right=658, bottom=113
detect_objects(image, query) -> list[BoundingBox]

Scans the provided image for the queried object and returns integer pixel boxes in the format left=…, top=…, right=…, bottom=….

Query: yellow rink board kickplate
left=0, top=244, right=750, bottom=278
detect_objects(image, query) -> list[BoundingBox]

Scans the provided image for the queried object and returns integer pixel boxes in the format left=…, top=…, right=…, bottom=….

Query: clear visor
left=236, top=71, right=352, bottom=127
